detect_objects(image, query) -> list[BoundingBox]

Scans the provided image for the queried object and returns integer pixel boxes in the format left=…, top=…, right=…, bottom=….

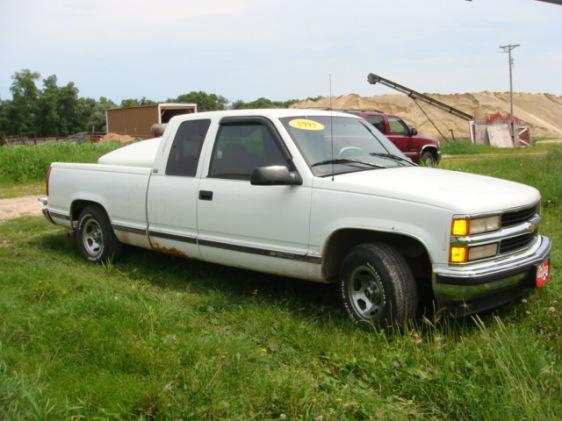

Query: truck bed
left=47, top=163, right=151, bottom=233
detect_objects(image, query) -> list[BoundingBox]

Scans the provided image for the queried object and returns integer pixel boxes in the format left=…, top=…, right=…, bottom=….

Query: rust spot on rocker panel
left=151, top=242, right=190, bottom=259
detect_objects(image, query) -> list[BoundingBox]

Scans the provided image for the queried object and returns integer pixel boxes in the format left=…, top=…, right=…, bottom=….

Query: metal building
left=106, top=103, right=197, bottom=139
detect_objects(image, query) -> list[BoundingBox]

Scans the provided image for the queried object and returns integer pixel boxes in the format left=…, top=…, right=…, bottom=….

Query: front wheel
left=339, top=243, right=418, bottom=327
left=76, top=205, right=122, bottom=263
left=420, top=151, right=436, bottom=167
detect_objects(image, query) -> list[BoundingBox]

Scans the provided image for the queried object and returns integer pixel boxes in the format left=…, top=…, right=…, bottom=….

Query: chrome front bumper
left=433, top=235, right=551, bottom=314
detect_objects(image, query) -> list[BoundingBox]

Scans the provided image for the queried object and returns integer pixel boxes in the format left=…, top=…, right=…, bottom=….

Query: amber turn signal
left=450, top=246, right=468, bottom=263
left=451, top=219, right=469, bottom=236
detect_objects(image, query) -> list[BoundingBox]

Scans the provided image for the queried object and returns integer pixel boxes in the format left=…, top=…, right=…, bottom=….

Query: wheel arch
left=420, top=145, right=439, bottom=161
left=321, top=228, right=433, bottom=287
left=70, top=198, right=110, bottom=226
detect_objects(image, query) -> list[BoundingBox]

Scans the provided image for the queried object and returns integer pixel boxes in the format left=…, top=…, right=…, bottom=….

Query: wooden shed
left=106, top=103, right=197, bottom=139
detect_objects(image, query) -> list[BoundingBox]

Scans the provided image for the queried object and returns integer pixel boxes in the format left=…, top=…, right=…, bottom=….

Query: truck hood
left=321, top=167, right=540, bottom=214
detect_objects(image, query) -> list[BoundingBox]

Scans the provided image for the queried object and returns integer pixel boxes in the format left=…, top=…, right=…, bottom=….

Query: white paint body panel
left=98, top=137, right=161, bottom=167
left=46, top=109, right=542, bottom=285
left=146, top=173, right=201, bottom=258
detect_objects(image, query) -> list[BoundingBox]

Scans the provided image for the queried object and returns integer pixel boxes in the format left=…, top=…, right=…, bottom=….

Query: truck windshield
left=280, top=116, right=412, bottom=177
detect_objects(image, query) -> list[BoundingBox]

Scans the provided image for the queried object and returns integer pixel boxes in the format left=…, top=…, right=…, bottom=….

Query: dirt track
left=0, top=195, right=43, bottom=223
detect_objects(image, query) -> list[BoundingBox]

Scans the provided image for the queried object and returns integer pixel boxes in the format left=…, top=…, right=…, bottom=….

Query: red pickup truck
left=344, top=110, right=441, bottom=165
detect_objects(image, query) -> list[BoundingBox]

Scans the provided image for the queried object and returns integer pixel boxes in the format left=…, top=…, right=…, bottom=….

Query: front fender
left=309, top=189, right=452, bottom=265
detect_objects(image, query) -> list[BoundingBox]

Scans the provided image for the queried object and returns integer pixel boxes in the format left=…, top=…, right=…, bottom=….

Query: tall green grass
left=0, top=142, right=122, bottom=184
left=0, top=211, right=559, bottom=419
left=441, top=149, right=562, bottom=208
left=440, top=141, right=558, bottom=156
left=441, top=142, right=498, bottom=155
left=0, top=145, right=560, bottom=418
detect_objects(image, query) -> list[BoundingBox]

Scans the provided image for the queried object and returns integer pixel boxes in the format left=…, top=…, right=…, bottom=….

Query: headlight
left=468, top=243, right=498, bottom=261
left=470, top=216, right=500, bottom=234
left=451, top=215, right=500, bottom=236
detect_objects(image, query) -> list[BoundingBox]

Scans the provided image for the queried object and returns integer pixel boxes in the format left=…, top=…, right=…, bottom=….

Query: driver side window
left=388, top=116, right=409, bottom=135
left=208, top=122, right=287, bottom=180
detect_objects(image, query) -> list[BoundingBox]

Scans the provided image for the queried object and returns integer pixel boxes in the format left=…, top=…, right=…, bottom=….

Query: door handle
left=199, top=190, right=213, bottom=201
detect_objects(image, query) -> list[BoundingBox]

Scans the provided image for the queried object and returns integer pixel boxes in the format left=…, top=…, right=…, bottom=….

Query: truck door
left=196, top=117, right=312, bottom=279
left=386, top=116, right=415, bottom=158
left=146, top=119, right=211, bottom=259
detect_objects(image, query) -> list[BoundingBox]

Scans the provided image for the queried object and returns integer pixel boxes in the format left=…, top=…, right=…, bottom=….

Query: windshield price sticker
left=289, top=119, right=325, bottom=131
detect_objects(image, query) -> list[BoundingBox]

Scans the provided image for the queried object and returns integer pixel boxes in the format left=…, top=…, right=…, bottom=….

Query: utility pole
left=500, top=44, right=520, bottom=142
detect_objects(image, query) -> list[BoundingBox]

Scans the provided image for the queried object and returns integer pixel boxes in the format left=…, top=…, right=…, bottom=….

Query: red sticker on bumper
left=536, top=259, right=551, bottom=288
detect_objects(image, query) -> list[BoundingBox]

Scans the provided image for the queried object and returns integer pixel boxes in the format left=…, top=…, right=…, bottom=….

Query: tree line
left=0, top=69, right=318, bottom=138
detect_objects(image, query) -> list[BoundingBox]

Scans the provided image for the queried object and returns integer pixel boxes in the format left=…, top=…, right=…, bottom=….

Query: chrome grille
left=499, top=232, right=537, bottom=254
left=501, top=205, right=538, bottom=228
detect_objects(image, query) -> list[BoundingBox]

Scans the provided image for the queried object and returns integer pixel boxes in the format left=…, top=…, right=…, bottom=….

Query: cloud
left=1, top=0, right=249, bottom=49
left=0, top=0, right=561, bottom=100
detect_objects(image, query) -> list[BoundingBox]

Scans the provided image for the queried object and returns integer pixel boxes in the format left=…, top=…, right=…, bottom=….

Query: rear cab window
left=365, top=115, right=386, bottom=133
left=166, top=119, right=211, bottom=177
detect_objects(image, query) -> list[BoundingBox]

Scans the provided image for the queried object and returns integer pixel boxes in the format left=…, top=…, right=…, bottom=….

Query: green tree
left=0, top=99, right=10, bottom=139
left=120, top=97, right=156, bottom=108
left=139, top=97, right=156, bottom=106
left=120, top=98, right=141, bottom=107
left=0, top=69, right=310, bottom=138
left=231, top=97, right=299, bottom=109
left=83, top=96, right=116, bottom=132
left=7, top=69, right=41, bottom=135
left=57, top=81, right=82, bottom=136
left=171, top=91, right=228, bottom=111
left=36, top=75, right=60, bottom=136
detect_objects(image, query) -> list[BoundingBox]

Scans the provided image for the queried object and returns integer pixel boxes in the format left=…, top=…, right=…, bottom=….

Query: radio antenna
left=329, top=74, right=334, bottom=181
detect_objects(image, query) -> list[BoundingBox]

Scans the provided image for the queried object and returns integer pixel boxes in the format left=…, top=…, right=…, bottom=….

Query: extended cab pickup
left=42, top=109, right=552, bottom=326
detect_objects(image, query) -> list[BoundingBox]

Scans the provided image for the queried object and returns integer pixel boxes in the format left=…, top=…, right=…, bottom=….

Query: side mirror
left=251, top=165, right=302, bottom=186
left=409, top=127, right=418, bottom=136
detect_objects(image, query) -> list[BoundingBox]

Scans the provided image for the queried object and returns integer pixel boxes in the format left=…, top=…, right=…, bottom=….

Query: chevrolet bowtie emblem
left=528, top=223, right=537, bottom=233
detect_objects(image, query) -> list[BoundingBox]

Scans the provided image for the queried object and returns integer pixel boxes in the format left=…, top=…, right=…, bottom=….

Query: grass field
left=441, top=141, right=561, bottom=156
left=0, top=145, right=560, bottom=419
left=0, top=143, right=121, bottom=198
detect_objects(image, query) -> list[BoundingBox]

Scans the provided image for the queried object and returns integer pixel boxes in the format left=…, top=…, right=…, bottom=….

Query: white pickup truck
left=42, top=109, right=552, bottom=326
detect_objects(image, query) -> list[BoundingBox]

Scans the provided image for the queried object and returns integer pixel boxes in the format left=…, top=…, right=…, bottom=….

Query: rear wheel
left=76, top=205, right=122, bottom=263
left=339, top=243, right=418, bottom=327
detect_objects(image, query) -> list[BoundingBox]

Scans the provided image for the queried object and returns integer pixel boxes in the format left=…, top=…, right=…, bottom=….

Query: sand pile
left=100, top=133, right=136, bottom=143
left=292, top=92, right=562, bottom=139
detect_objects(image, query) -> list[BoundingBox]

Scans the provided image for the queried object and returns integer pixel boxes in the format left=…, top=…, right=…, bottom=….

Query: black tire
left=339, top=243, right=418, bottom=327
left=76, top=205, right=122, bottom=263
left=420, top=151, right=436, bottom=167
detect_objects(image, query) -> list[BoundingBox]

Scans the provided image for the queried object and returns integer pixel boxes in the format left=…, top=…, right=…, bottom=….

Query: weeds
left=0, top=146, right=560, bottom=418
left=0, top=142, right=122, bottom=184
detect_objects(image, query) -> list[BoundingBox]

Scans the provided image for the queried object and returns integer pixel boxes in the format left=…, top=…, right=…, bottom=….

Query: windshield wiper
left=311, top=158, right=383, bottom=169
left=369, top=152, right=414, bottom=166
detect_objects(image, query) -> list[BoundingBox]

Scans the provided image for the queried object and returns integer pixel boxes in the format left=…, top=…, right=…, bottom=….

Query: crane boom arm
left=367, top=73, right=474, bottom=121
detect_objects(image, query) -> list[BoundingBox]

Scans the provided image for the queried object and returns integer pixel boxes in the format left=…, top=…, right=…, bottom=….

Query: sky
left=1, top=0, right=561, bottom=103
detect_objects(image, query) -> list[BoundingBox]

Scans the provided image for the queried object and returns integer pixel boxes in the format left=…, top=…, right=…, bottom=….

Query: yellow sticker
left=288, top=119, right=325, bottom=131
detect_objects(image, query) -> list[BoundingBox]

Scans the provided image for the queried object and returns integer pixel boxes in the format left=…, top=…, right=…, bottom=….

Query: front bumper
left=433, top=235, right=551, bottom=315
